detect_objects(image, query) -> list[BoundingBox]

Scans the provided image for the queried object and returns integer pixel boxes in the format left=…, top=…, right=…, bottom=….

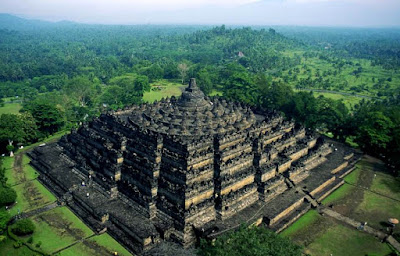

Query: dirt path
left=13, top=153, right=26, bottom=184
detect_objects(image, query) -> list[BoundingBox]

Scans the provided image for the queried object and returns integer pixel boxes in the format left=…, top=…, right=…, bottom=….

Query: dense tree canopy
left=22, top=99, right=65, bottom=136
left=0, top=16, right=398, bottom=170
left=0, top=113, right=38, bottom=149
left=198, top=225, right=302, bottom=256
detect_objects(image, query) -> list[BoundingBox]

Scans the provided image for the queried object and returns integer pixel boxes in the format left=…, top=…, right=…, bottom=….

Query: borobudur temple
left=29, top=78, right=360, bottom=254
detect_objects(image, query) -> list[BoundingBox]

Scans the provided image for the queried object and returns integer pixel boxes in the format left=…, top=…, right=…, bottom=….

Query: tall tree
left=0, top=113, right=38, bottom=155
left=196, top=68, right=213, bottom=95
left=23, top=100, right=65, bottom=136
left=355, top=111, right=394, bottom=153
left=64, top=76, right=96, bottom=107
left=178, top=63, right=189, bottom=84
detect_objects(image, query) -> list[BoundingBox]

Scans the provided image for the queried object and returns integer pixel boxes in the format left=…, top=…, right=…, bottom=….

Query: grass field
left=0, top=102, right=22, bottom=115
left=370, top=171, right=400, bottom=201
left=283, top=51, right=400, bottom=99
left=143, top=80, right=185, bottom=103
left=25, top=206, right=94, bottom=254
left=312, top=91, right=362, bottom=109
left=0, top=150, right=133, bottom=256
left=0, top=236, right=40, bottom=256
left=322, top=156, right=400, bottom=232
left=3, top=156, right=16, bottom=186
left=2, top=156, right=14, bottom=170
left=59, top=233, right=132, bottom=256
left=3, top=155, right=38, bottom=187
left=10, top=155, right=39, bottom=185
left=321, top=183, right=355, bottom=206
left=209, top=89, right=223, bottom=96
left=281, top=208, right=393, bottom=255
left=280, top=210, right=321, bottom=238
left=281, top=155, right=400, bottom=255
left=305, top=223, right=393, bottom=256
left=9, top=180, right=56, bottom=216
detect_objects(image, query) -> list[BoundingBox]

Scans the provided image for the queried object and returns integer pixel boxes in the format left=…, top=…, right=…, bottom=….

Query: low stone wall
left=274, top=203, right=311, bottom=233
left=317, top=179, right=344, bottom=202
left=268, top=197, right=305, bottom=226
left=344, top=152, right=354, bottom=160
left=331, top=161, right=348, bottom=174
left=290, top=171, right=310, bottom=185
left=339, top=166, right=356, bottom=179
left=310, top=176, right=336, bottom=197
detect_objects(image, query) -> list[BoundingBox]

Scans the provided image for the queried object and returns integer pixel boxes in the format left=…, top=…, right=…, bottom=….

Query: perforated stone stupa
left=29, top=78, right=360, bottom=254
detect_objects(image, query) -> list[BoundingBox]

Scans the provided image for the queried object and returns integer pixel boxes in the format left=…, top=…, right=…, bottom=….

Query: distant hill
left=0, top=13, right=70, bottom=31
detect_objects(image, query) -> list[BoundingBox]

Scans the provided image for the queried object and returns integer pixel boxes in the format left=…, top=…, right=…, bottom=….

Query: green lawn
left=283, top=51, right=400, bottom=99
left=281, top=207, right=394, bottom=256
left=343, top=166, right=361, bottom=184
left=209, top=89, right=223, bottom=96
left=313, top=92, right=362, bottom=109
left=322, top=156, right=400, bottom=232
left=90, top=233, right=132, bottom=256
left=0, top=236, right=40, bottom=256
left=2, top=156, right=14, bottom=170
left=355, top=189, right=400, bottom=232
left=9, top=180, right=56, bottom=216
left=305, top=224, right=393, bottom=256
left=321, top=183, right=355, bottom=205
left=8, top=155, right=39, bottom=186
left=370, top=172, right=400, bottom=201
left=26, top=206, right=94, bottom=254
left=59, top=233, right=132, bottom=256
left=280, top=210, right=321, bottom=237
left=143, top=80, right=185, bottom=103
left=282, top=156, right=400, bottom=255
left=1, top=143, right=130, bottom=256
left=5, top=153, right=56, bottom=217
left=3, top=157, right=16, bottom=186
left=0, top=102, right=22, bottom=115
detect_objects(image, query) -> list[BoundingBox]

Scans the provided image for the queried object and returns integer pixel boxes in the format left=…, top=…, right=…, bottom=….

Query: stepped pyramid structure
left=29, top=78, right=360, bottom=254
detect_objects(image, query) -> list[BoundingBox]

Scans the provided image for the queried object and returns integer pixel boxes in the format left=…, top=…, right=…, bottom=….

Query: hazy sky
left=1, top=0, right=399, bottom=27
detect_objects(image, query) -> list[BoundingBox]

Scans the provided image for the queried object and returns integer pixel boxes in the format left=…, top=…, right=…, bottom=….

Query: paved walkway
left=18, top=202, right=59, bottom=220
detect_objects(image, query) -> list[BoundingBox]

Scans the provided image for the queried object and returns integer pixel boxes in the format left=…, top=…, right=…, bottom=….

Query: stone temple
left=29, top=78, right=360, bottom=254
